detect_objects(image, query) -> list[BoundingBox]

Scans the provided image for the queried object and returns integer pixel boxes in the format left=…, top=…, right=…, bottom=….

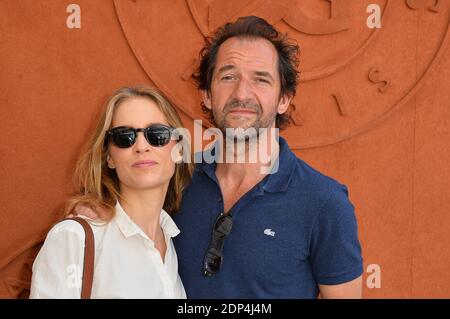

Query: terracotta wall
left=1, top=0, right=449, bottom=298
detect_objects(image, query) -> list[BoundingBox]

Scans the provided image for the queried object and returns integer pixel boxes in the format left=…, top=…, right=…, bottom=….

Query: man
left=172, top=16, right=363, bottom=298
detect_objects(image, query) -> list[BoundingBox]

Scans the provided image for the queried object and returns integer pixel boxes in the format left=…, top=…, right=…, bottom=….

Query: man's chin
left=222, top=119, right=258, bottom=131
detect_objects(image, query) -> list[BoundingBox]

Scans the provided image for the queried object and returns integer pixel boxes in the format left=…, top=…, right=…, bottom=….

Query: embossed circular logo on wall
left=114, top=0, right=449, bottom=149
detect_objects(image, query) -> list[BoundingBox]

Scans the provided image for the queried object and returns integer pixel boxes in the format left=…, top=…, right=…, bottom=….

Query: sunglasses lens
left=112, top=129, right=136, bottom=148
left=204, top=255, right=222, bottom=276
left=146, top=126, right=172, bottom=147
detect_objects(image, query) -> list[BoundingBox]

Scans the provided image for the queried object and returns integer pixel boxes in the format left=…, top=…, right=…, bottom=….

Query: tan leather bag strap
left=66, top=217, right=95, bottom=299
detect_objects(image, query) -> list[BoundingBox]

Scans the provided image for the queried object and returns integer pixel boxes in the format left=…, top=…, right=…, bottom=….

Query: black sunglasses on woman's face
left=104, top=124, right=181, bottom=148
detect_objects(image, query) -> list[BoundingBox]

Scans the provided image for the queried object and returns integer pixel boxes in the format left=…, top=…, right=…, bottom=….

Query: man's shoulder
left=290, top=157, right=358, bottom=225
left=291, top=155, right=347, bottom=195
left=280, top=156, right=351, bottom=220
left=278, top=137, right=346, bottom=196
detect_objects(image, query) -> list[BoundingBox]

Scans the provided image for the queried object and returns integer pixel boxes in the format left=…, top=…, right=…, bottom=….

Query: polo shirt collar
left=260, top=136, right=297, bottom=193
left=114, top=201, right=180, bottom=239
left=195, top=143, right=220, bottom=183
left=196, top=136, right=297, bottom=194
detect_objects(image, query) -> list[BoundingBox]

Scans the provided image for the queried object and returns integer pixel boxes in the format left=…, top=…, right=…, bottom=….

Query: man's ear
left=201, top=90, right=212, bottom=110
left=277, top=95, right=292, bottom=115
left=107, top=154, right=115, bottom=169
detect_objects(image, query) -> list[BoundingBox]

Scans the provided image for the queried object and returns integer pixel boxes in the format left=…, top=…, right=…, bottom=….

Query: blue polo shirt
left=173, top=137, right=363, bottom=298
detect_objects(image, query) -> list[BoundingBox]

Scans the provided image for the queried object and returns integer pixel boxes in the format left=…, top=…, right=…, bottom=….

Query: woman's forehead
left=112, top=97, right=168, bottom=126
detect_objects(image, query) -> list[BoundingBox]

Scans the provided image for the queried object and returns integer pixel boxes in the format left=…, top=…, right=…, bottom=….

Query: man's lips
left=132, top=160, right=157, bottom=168
left=228, top=108, right=257, bottom=115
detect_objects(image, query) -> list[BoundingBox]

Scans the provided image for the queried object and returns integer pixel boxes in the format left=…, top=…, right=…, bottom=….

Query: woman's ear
left=170, top=142, right=184, bottom=164
left=107, top=154, right=115, bottom=169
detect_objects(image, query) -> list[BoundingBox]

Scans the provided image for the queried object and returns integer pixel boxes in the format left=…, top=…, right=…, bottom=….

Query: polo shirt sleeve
left=29, top=220, right=85, bottom=298
left=309, top=185, right=363, bottom=285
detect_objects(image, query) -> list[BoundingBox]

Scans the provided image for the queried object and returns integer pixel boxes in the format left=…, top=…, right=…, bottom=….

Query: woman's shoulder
left=49, top=219, right=85, bottom=236
left=33, top=219, right=90, bottom=268
left=47, top=217, right=105, bottom=239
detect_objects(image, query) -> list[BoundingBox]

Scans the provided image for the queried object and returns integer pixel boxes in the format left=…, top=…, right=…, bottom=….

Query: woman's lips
left=132, top=160, right=157, bottom=168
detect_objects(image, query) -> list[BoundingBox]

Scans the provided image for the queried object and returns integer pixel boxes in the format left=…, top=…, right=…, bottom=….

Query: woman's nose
left=134, top=131, right=150, bottom=153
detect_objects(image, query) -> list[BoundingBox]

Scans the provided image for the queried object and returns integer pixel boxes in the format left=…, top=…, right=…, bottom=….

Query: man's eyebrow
left=217, top=64, right=236, bottom=74
left=254, top=71, right=274, bottom=81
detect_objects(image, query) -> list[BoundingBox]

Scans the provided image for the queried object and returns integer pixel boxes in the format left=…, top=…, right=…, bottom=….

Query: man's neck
left=216, top=127, right=279, bottom=212
left=215, top=127, right=280, bottom=196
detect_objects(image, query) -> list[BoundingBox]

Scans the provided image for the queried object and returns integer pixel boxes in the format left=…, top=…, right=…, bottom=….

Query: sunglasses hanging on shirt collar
left=203, top=212, right=233, bottom=277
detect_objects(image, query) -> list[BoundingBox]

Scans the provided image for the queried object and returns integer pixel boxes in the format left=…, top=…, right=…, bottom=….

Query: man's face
left=202, top=37, right=290, bottom=137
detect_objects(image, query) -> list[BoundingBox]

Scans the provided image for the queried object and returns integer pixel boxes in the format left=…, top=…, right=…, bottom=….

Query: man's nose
left=232, top=78, right=254, bottom=101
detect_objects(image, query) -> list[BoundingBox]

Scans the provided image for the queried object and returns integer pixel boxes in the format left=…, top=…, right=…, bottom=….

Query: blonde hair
left=65, top=86, right=193, bottom=220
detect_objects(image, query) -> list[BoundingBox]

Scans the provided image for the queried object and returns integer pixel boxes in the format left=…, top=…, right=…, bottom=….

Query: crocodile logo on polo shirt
left=264, top=229, right=275, bottom=237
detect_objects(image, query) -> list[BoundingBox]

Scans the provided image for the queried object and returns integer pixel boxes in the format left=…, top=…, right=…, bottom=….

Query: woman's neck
left=118, top=184, right=168, bottom=241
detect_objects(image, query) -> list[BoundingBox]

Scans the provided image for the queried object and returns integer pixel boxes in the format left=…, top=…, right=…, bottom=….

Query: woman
left=30, top=86, right=193, bottom=298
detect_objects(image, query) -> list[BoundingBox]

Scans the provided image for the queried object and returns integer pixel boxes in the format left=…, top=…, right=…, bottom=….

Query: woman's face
left=107, top=97, right=177, bottom=193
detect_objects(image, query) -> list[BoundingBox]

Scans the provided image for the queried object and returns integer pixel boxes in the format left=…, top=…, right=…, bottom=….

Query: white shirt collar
left=114, top=201, right=180, bottom=240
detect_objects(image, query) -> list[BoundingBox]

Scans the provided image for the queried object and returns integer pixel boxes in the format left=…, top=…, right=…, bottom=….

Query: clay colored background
left=0, top=0, right=449, bottom=298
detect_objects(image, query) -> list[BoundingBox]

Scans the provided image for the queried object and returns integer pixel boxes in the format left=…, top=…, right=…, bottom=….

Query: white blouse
left=30, top=202, right=186, bottom=299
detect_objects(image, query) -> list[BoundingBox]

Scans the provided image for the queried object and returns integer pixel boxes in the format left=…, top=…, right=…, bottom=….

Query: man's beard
left=213, top=98, right=277, bottom=142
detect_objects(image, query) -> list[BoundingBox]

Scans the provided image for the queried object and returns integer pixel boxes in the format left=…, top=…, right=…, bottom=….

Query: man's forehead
left=216, top=37, right=278, bottom=69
